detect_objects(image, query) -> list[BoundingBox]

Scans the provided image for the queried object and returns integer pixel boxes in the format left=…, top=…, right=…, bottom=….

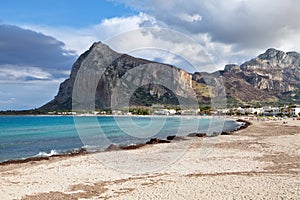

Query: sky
left=0, top=0, right=300, bottom=110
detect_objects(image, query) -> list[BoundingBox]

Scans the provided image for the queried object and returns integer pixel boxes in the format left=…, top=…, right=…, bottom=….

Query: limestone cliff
left=40, top=42, right=195, bottom=110
left=222, top=48, right=300, bottom=103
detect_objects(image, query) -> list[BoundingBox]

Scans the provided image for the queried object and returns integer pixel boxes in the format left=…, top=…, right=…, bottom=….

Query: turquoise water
left=0, top=116, right=240, bottom=162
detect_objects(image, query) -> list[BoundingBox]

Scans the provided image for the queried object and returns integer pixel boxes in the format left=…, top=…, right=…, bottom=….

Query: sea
left=0, top=115, right=242, bottom=162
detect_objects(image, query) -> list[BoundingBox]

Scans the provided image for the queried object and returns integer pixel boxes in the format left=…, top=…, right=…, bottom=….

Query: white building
left=112, top=110, right=122, bottom=115
left=154, top=109, right=170, bottom=115
left=181, top=109, right=200, bottom=115
left=168, top=109, right=177, bottom=115
left=217, top=109, right=230, bottom=114
left=262, top=107, right=280, bottom=116
left=291, top=107, right=300, bottom=116
left=244, top=108, right=263, bottom=115
left=236, top=107, right=245, bottom=114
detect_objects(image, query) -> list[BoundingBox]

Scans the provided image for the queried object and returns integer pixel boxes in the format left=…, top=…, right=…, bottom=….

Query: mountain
left=40, top=42, right=197, bottom=110
left=222, top=48, right=300, bottom=105
left=40, top=43, right=300, bottom=111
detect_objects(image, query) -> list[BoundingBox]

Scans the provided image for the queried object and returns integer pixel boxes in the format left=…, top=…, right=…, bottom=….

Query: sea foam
left=35, top=149, right=59, bottom=157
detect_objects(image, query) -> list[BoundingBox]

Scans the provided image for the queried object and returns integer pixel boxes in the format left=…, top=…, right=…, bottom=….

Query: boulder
left=187, top=132, right=207, bottom=137
left=146, top=138, right=171, bottom=144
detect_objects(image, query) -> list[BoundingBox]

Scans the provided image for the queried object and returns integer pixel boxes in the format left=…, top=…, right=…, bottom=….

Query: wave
left=35, top=149, right=59, bottom=157
left=0, top=147, right=89, bottom=165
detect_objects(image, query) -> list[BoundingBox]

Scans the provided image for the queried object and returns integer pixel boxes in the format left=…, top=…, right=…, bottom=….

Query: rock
left=167, top=135, right=176, bottom=140
left=146, top=138, right=171, bottom=144
left=78, top=147, right=88, bottom=154
left=167, top=135, right=186, bottom=141
left=187, top=133, right=207, bottom=137
left=224, top=64, right=241, bottom=73
left=236, top=119, right=251, bottom=130
left=220, top=131, right=231, bottom=135
left=68, top=147, right=88, bottom=155
left=105, top=144, right=120, bottom=151
left=119, top=144, right=146, bottom=150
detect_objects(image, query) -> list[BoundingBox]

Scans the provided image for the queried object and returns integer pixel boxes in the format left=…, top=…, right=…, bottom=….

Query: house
left=181, top=109, right=200, bottom=115
left=244, top=108, right=263, bottom=115
left=168, top=109, right=177, bottom=115
left=112, top=110, right=122, bottom=115
left=291, top=107, right=300, bottom=116
left=217, top=109, right=230, bottom=115
left=236, top=107, right=245, bottom=114
left=262, top=107, right=280, bottom=116
left=154, top=109, right=170, bottom=115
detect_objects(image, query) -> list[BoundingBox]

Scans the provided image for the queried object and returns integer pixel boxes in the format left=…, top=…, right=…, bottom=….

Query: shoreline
left=0, top=118, right=248, bottom=166
left=1, top=117, right=299, bottom=199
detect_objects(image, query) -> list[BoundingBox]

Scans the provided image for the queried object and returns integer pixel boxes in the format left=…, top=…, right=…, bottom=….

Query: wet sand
left=0, top=118, right=299, bottom=199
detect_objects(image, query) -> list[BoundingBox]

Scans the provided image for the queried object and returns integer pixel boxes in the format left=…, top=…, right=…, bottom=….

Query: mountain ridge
left=40, top=43, right=300, bottom=110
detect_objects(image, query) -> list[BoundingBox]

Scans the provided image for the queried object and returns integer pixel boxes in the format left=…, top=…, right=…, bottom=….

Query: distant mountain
left=222, top=48, right=300, bottom=105
left=191, top=48, right=300, bottom=106
left=40, top=43, right=300, bottom=111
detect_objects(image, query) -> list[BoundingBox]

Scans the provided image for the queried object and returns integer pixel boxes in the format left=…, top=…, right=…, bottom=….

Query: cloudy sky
left=1, top=0, right=300, bottom=110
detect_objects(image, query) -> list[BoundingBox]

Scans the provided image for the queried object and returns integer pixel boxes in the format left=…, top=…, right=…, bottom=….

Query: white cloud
left=102, top=27, right=219, bottom=72
left=180, top=14, right=202, bottom=22
left=113, top=0, right=300, bottom=64
left=20, top=15, right=242, bottom=72
left=21, top=13, right=156, bottom=55
left=20, top=13, right=222, bottom=72
left=0, top=65, right=53, bottom=82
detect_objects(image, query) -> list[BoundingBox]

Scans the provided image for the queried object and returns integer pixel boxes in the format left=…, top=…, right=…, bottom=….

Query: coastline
left=1, top=117, right=299, bottom=199
left=0, top=117, right=246, bottom=166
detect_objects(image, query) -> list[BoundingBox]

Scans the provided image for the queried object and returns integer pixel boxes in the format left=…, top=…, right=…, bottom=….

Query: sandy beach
left=0, top=118, right=299, bottom=199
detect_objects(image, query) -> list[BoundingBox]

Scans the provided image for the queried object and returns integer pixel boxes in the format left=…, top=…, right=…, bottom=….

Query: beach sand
left=0, top=118, right=299, bottom=199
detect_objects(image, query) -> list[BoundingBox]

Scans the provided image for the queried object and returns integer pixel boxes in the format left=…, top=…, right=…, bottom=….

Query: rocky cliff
left=191, top=48, right=300, bottom=106
left=41, top=42, right=196, bottom=110
left=40, top=44, right=300, bottom=111
left=223, top=48, right=300, bottom=104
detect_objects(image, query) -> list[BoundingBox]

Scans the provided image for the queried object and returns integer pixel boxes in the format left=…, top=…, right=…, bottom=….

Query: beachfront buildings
left=45, top=104, right=300, bottom=117
left=217, top=107, right=263, bottom=115
left=217, top=106, right=300, bottom=117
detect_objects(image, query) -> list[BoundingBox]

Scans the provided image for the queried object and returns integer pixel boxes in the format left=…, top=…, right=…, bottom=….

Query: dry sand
left=0, top=118, right=299, bottom=199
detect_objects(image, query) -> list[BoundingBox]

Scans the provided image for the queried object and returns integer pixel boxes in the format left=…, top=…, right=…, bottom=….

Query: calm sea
left=0, top=116, right=240, bottom=162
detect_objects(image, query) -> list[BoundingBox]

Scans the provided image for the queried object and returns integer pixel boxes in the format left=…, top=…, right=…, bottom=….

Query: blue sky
left=0, top=0, right=300, bottom=110
left=0, top=0, right=137, bottom=27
